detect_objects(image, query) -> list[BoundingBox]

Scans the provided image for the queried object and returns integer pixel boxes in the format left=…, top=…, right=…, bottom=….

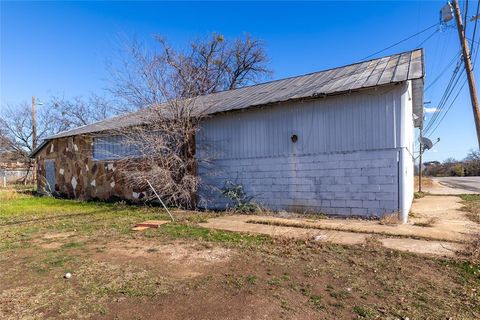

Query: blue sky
left=0, top=1, right=477, bottom=162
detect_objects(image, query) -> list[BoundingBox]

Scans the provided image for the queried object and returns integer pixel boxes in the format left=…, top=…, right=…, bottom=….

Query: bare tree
left=109, top=33, right=271, bottom=112
left=0, top=102, right=63, bottom=162
left=0, top=102, right=68, bottom=183
left=115, top=100, right=200, bottom=208
left=106, top=33, right=271, bottom=207
left=50, top=94, right=114, bottom=128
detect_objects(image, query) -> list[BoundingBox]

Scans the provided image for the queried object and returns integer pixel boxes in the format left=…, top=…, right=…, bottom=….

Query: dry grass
left=457, top=232, right=480, bottom=267
left=245, top=217, right=453, bottom=242
left=0, top=189, right=20, bottom=201
left=414, top=176, right=433, bottom=190
left=413, top=217, right=439, bottom=228
left=460, top=194, right=480, bottom=224
left=378, top=212, right=400, bottom=226
left=363, top=235, right=383, bottom=249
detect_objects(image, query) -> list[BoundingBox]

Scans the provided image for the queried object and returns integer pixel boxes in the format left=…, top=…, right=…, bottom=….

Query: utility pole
left=452, top=0, right=480, bottom=148
left=31, top=96, right=37, bottom=186
left=32, top=96, right=37, bottom=150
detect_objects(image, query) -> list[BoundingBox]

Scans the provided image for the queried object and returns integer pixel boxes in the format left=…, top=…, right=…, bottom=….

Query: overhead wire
left=470, top=0, right=480, bottom=56
left=415, top=28, right=440, bottom=48
left=425, top=51, right=462, bottom=92
left=424, top=56, right=464, bottom=135
left=427, top=79, right=467, bottom=136
left=360, top=23, right=438, bottom=61
left=425, top=0, right=480, bottom=137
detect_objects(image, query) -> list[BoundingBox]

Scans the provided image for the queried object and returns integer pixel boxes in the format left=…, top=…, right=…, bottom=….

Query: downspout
left=398, top=81, right=411, bottom=224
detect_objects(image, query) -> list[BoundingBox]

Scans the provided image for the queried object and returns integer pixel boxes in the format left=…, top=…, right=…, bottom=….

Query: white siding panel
left=197, top=85, right=405, bottom=216
left=202, top=85, right=400, bottom=160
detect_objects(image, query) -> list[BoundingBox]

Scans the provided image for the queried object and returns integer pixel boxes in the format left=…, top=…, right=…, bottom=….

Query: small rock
left=64, top=272, right=72, bottom=279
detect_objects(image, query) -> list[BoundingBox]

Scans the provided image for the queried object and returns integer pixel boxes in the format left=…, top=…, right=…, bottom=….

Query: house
left=0, top=151, right=32, bottom=184
left=31, top=49, right=424, bottom=222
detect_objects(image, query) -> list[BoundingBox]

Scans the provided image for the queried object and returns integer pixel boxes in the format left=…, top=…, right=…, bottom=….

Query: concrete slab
left=199, top=195, right=477, bottom=257
left=380, top=238, right=460, bottom=256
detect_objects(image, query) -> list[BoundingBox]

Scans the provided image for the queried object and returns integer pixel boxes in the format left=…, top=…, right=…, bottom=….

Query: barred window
left=92, top=135, right=140, bottom=161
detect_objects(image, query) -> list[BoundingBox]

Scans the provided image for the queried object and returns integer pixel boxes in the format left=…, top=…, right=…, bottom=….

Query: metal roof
left=31, top=49, right=424, bottom=157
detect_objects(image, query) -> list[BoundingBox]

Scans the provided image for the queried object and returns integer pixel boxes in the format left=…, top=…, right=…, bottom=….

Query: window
left=92, top=135, right=140, bottom=161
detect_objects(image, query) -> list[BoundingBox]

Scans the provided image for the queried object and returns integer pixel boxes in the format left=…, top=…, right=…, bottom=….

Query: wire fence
left=0, top=169, right=33, bottom=188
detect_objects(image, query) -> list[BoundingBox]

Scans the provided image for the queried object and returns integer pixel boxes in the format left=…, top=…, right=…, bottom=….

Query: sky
left=1, top=0, right=478, bottom=162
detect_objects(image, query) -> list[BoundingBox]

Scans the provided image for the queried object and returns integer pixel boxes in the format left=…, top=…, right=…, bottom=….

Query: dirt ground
left=1, top=189, right=479, bottom=319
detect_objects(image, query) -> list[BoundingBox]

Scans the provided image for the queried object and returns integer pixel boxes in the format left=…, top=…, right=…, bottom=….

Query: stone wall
left=36, top=135, right=146, bottom=201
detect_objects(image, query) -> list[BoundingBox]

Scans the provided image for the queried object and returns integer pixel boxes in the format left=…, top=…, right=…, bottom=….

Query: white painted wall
left=197, top=83, right=414, bottom=217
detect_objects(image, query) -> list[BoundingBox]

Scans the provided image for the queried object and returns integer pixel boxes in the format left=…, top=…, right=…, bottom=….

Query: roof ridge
left=204, top=48, right=422, bottom=98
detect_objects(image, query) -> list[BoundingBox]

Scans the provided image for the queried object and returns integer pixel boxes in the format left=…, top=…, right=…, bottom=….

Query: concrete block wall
left=198, top=148, right=399, bottom=217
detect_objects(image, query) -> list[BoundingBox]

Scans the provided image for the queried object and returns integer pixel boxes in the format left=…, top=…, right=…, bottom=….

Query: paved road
left=433, top=176, right=480, bottom=193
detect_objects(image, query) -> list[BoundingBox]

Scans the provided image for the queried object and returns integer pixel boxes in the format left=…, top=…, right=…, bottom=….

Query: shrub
left=222, top=181, right=258, bottom=213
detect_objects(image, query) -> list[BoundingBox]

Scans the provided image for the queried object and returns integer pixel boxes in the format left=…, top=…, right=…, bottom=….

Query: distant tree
left=443, top=157, right=457, bottom=165
left=451, top=163, right=465, bottom=177
left=464, top=149, right=480, bottom=176
left=50, top=94, right=115, bottom=128
left=0, top=103, right=62, bottom=162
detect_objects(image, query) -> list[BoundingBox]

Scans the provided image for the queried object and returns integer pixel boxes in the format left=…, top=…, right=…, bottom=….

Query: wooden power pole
left=31, top=96, right=37, bottom=185
left=452, top=0, right=480, bottom=148
left=31, top=96, right=37, bottom=150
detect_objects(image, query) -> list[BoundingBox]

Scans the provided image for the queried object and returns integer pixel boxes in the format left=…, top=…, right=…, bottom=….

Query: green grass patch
left=61, top=241, right=85, bottom=249
left=157, top=223, right=269, bottom=246
left=0, top=192, right=171, bottom=252
left=309, top=295, right=324, bottom=310
left=414, top=191, right=426, bottom=199
left=459, top=194, right=480, bottom=223
left=352, top=305, right=376, bottom=318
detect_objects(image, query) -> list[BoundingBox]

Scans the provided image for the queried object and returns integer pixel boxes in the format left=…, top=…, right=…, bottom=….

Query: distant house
left=31, top=49, right=424, bottom=222
left=0, top=151, right=31, bottom=184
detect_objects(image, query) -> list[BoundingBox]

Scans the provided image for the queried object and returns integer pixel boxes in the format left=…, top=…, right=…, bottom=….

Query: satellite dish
left=419, top=137, right=433, bottom=150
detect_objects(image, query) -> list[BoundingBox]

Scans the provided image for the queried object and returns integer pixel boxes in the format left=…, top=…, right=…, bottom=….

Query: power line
left=415, top=29, right=440, bottom=48
left=470, top=0, right=479, bottom=55
left=424, top=67, right=463, bottom=135
left=427, top=79, right=468, bottom=136
left=360, top=23, right=438, bottom=61
left=424, top=59, right=462, bottom=130
left=425, top=51, right=462, bottom=92
left=465, top=0, right=470, bottom=34
left=424, top=65, right=465, bottom=136
left=424, top=56, right=464, bottom=135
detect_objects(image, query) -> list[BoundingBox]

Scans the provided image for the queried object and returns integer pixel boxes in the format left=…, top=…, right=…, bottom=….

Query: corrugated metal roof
left=32, top=49, right=424, bottom=157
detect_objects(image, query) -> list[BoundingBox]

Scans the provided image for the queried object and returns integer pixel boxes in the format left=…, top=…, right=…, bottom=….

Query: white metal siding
left=197, top=84, right=405, bottom=216
left=198, top=86, right=401, bottom=160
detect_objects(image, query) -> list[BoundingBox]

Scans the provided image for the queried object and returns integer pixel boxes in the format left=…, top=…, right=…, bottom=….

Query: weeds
left=460, top=194, right=480, bottom=223
left=378, top=212, right=400, bottom=226
left=352, top=305, right=376, bottom=318
left=413, top=217, right=439, bottom=227
left=222, top=181, right=259, bottom=213
left=457, top=232, right=480, bottom=267
left=309, top=295, right=324, bottom=310
left=363, top=235, right=383, bottom=250
left=414, top=191, right=426, bottom=199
